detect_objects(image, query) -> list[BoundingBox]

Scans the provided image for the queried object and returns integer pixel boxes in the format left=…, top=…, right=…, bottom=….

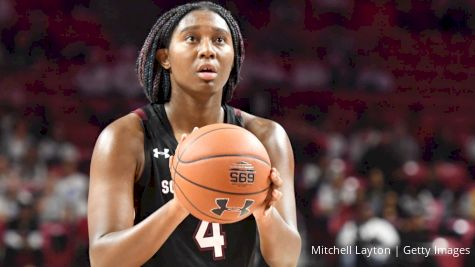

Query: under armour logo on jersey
left=153, top=148, right=170, bottom=159
left=211, top=199, right=254, bottom=217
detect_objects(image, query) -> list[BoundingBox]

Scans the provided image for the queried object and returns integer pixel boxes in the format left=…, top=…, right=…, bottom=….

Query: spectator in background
left=74, top=47, right=111, bottom=96
left=366, top=168, right=387, bottom=216
left=398, top=185, right=432, bottom=221
left=320, top=117, right=348, bottom=160
left=17, top=145, right=47, bottom=187
left=292, top=59, right=330, bottom=91
left=0, top=155, right=20, bottom=221
left=424, top=127, right=463, bottom=162
left=54, top=149, right=88, bottom=222
left=240, top=52, right=287, bottom=85
left=336, top=201, right=400, bottom=267
left=357, top=127, right=402, bottom=179
left=356, top=62, right=395, bottom=93
left=381, top=191, right=400, bottom=225
left=37, top=123, right=79, bottom=166
left=38, top=171, right=65, bottom=222
left=110, top=45, right=142, bottom=97
left=348, top=126, right=381, bottom=165
left=3, top=195, right=44, bottom=267
left=3, top=120, right=33, bottom=165
left=389, top=121, right=420, bottom=163
left=313, top=159, right=357, bottom=218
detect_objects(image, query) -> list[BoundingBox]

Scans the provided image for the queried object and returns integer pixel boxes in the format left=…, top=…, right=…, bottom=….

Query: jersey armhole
left=132, top=108, right=152, bottom=217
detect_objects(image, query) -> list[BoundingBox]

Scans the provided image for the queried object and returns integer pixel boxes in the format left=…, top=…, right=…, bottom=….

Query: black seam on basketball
left=173, top=178, right=236, bottom=222
left=177, top=154, right=270, bottom=166
left=172, top=164, right=270, bottom=195
left=178, top=126, right=243, bottom=160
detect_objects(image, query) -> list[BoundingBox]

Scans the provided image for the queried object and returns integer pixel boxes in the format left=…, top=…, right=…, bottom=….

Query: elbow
left=266, top=230, right=302, bottom=267
left=286, top=230, right=302, bottom=267
left=89, top=241, right=113, bottom=267
left=89, top=243, right=103, bottom=267
left=89, top=239, right=140, bottom=267
left=294, top=232, right=302, bottom=264
left=89, top=245, right=98, bottom=267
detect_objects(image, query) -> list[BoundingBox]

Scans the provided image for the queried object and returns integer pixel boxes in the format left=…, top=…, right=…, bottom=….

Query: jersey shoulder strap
left=223, top=104, right=244, bottom=127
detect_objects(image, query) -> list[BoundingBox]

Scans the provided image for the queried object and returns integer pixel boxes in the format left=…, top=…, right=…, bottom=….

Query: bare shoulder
left=240, top=110, right=294, bottom=177
left=95, top=113, right=143, bottom=151
left=92, top=113, right=145, bottom=179
left=240, top=111, right=288, bottom=143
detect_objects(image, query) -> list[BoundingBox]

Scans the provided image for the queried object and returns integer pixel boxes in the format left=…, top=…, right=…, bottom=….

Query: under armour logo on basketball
left=153, top=148, right=170, bottom=159
left=211, top=198, right=254, bottom=217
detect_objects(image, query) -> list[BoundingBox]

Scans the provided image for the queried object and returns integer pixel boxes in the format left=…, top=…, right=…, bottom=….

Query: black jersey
left=133, top=103, right=257, bottom=267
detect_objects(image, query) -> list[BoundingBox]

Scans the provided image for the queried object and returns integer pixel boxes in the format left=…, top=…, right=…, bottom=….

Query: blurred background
left=1, top=0, right=475, bottom=266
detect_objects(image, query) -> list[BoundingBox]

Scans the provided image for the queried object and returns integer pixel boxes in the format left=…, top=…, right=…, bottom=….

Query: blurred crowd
left=1, top=0, right=475, bottom=266
left=0, top=105, right=89, bottom=266
left=287, top=99, right=475, bottom=267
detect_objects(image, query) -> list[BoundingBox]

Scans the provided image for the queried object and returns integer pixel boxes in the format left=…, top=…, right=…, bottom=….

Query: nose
left=198, top=38, right=216, bottom=59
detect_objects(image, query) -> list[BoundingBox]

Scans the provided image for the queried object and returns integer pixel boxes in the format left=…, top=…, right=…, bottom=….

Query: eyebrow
left=179, top=25, right=230, bottom=35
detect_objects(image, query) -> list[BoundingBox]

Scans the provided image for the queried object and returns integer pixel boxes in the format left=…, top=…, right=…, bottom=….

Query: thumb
left=168, top=155, right=174, bottom=169
left=180, top=133, right=187, bottom=143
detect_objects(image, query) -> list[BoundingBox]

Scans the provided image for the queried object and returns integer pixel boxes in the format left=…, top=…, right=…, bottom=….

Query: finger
left=272, top=189, right=282, bottom=202
left=264, top=206, right=273, bottom=217
left=267, top=199, right=277, bottom=209
left=192, top=127, right=199, bottom=132
left=180, top=133, right=187, bottom=143
left=265, top=190, right=281, bottom=212
left=270, top=170, right=284, bottom=188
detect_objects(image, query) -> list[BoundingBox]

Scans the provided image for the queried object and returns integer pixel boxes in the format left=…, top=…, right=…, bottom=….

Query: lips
left=198, top=64, right=217, bottom=73
left=197, top=64, right=218, bottom=81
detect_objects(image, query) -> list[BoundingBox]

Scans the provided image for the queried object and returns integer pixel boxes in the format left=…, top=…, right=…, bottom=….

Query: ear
left=156, top=49, right=170, bottom=69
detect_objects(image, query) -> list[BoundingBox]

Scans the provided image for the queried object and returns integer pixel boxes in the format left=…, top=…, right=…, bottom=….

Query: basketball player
left=87, top=2, right=301, bottom=266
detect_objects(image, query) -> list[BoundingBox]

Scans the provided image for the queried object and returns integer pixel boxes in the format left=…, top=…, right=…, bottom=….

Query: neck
left=165, top=95, right=224, bottom=137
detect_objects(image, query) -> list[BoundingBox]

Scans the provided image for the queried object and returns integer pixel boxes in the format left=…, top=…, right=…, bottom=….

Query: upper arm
left=88, top=113, right=144, bottom=242
left=243, top=114, right=298, bottom=230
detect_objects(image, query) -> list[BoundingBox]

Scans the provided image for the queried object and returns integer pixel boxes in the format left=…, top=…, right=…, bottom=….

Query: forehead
left=174, top=9, right=231, bottom=34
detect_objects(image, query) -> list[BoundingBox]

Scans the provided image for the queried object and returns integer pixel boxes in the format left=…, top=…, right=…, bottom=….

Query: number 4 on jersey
left=194, top=221, right=226, bottom=260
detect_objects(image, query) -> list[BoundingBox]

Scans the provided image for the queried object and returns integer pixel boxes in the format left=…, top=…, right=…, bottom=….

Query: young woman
left=87, top=2, right=301, bottom=266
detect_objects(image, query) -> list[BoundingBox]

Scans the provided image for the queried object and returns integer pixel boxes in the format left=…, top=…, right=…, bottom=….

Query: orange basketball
left=171, top=123, right=271, bottom=224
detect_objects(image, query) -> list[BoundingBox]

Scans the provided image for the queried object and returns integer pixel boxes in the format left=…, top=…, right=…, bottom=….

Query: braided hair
left=137, top=1, right=244, bottom=104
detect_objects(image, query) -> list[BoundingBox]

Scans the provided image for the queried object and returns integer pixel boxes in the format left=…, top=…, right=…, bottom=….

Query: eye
left=185, top=35, right=197, bottom=43
left=215, top=36, right=225, bottom=44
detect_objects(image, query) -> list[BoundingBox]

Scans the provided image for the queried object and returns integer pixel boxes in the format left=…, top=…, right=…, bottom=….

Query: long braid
left=137, top=1, right=244, bottom=104
left=220, top=6, right=244, bottom=103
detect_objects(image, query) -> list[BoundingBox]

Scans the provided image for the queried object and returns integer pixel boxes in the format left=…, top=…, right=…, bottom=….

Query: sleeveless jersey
left=133, top=103, right=257, bottom=267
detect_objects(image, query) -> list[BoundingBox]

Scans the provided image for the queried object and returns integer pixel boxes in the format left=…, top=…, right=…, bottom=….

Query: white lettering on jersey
left=161, top=180, right=175, bottom=194
left=194, top=221, right=226, bottom=259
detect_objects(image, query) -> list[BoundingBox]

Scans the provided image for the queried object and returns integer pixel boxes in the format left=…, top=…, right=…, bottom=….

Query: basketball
left=171, top=123, right=271, bottom=224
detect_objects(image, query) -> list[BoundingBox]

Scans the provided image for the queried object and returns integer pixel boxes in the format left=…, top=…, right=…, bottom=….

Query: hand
left=168, top=127, right=199, bottom=169
left=168, top=127, right=199, bottom=216
left=254, top=167, right=283, bottom=219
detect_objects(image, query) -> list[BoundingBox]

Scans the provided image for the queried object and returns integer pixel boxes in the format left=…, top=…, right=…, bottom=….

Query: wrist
left=169, top=197, right=190, bottom=218
left=254, top=206, right=275, bottom=225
